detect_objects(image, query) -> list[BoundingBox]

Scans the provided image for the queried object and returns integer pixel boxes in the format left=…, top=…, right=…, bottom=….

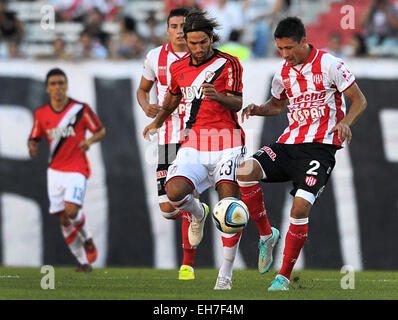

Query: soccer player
left=237, top=17, right=367, bottom=291
left=143, top=9, right=245, bottom=290
left=137, top=8, right=197, bottom=280
left=28, top=68, right=106, bottom=272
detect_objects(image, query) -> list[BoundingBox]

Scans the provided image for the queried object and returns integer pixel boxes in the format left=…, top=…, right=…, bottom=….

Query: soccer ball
left=212, top=197, right=249, bottom=234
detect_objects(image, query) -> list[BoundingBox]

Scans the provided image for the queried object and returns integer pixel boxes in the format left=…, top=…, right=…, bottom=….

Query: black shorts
left=156, top=143, right=181, bottom=197
left=252, top=142, right=337, bottom=203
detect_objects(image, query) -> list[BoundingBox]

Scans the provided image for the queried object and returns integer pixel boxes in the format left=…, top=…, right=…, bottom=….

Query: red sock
left=240, top=183, right=272, bottom=236
left=279, top=222, right=308, bottom=280
left=181, top=211, right=196, bottom=267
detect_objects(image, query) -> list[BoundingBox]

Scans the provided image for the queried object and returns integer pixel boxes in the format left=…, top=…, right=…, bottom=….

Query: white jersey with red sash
left=142, top=42, right=190, bottom=145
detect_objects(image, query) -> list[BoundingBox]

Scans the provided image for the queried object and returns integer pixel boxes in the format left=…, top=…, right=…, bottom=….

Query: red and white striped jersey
left=271, top=45, right=355, bottom=148
left=142, top=42, right=190, bottom=145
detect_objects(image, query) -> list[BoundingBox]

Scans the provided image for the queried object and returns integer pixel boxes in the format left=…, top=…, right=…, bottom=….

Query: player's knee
left=290, top=198, right=312, bottom=219
left=290, top=207, right=308, bottom=219
left=290, top=189, right=315, bottom=219
left=165, top=179, right=192, bottom=202
left=237, top=159, right=262, bottom=182
left=64, top=203, right=80, bottom=219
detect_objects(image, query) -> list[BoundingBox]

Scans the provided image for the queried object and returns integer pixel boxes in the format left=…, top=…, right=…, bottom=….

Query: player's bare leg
left=65, top=202, right=97, bottom=266
left=213, top=182, right=242, bottom=290
left=166, top=178, right=209, bottom=247
left=269, top=197, right=311, bottom=291
left=237, top=160, right=279, bottom=274
left=159, top=201, right=196, bottom=280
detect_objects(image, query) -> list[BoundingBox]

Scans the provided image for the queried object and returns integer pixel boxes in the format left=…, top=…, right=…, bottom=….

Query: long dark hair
left=183, top=9, right=221, bottom=43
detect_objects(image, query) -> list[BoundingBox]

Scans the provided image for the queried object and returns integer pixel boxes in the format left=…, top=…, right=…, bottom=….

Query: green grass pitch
left=1, top=267, right=398, bottom=300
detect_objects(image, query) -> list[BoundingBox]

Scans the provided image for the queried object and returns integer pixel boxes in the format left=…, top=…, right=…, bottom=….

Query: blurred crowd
left=0, top=0, right=398, bottom=61
left=323, top=0, right=398, bottom=58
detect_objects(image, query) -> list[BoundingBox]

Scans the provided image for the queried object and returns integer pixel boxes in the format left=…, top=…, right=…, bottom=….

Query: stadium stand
left=5, top=0, right=165, bottom=58
left=306, top=0, right=371, bottom=49
left=2, top=0, right=398, bottom=59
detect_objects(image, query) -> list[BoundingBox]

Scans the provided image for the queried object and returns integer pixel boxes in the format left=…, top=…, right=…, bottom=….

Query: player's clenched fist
left=241, top=104, right=264, bottom=122
left=201, top=83, right=220, bottom=101
left=144, top=104, right=161, bottom=118
left=28, top=140, right=39, bottom=158
left=79, top=140, right=91, bottom=152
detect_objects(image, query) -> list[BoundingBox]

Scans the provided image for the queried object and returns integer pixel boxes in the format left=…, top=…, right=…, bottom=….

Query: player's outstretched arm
left=328, top=82, right=367, bottom=144
left=79, top=127, right=106, bottom=152
left=241, top=97, right=287, bottom=122
left=142, top=92, right=182, bottom=140
left=137, top=77, right=161, bottom=118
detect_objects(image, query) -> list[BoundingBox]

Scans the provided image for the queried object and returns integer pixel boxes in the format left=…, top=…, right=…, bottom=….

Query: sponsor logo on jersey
left=180, top=86, right=203, bottom=101
left=178, top=102, right=187, bottom=114
left=305, top=176, right=318, bottom=187
left=291, top=91, right=327, bottom=122
left=228, top=67, right=233, bottom=86
left=293, top=91, right=326, bottom=104
left=47, top=126, right=76, bottom=140
left=292, top=105, right=327, bottom=122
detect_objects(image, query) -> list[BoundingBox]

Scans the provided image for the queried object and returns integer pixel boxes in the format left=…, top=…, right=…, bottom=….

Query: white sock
left=61, top=224, right=88, bottom=265
left=169, top=193, right=204, bottom=221
left=71, top=210, right=92, bottom=242
left=218, top=232, right=242, bottom=280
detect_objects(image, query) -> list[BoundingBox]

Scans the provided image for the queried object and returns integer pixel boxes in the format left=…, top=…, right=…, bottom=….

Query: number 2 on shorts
left=306, top=160, right=320, bottom=176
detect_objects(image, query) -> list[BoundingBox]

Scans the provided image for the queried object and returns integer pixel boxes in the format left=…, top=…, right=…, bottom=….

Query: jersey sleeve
left=225, top=58, right=243, bottom=96
left=270, top=73, right=288, bottom=100
left=168, top=63, right=181, bottom=95
left=83, top=105, right=103, bottom=133
left=29, top=110, right=45, bottom=141
left=329, top=58, right=355, bottom=93
left=142, top=50, right=156, bottom=82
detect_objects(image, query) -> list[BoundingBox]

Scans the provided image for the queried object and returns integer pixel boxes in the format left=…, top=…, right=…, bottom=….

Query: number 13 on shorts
left=72, top=187, right=84, bottom=201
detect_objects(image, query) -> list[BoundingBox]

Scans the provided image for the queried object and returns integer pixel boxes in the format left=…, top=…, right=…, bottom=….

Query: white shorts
left=166, top=146, right=246, bottom=194
left=47, top=168, right=87, bottom=214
